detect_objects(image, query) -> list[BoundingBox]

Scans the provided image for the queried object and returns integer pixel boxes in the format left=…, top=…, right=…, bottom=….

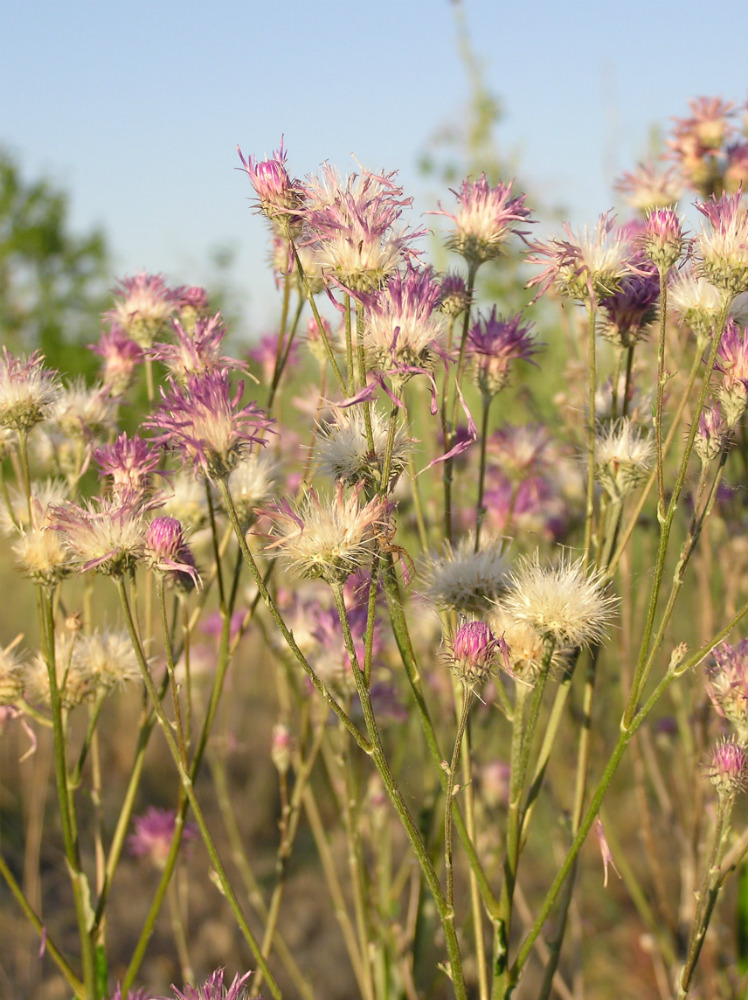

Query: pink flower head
left=170, top=969, right=253, bottom=1000
left=598, top=264, right=660, bottom=347
left=707, top=637, right=748, bottom=736
left=145, top=516, right=200, bottom=590
left=127, top=806, right=197, bottom=869
left=526, top=212, right=634, bottom=303
left=726, top=143, right=748, bottom=194
left=95, top=432, right=164, bottom=501
left=248, top=331, right=298, bottom=384
left=145, top=371, right=273, bottom=482
left=445, top=620, right=512, bottom=689
left=172, top=284, right=210, bottom=320
left=466, top=307, right=538, bottom=396
left=108, top=273, right=176, bottom=348
left=715, top=318, right=748, bottom=425
left=614, top=161, right=682, bottom=213
left=0, top=348, right=61, bottom=432
left=706, top=736, right=748, bottom=797
left=438, top=271, right=471, bottom=317
left=300, top=162, right=424, bottom=293
left=238, top=137, right=303, bottom=237
left=50, top=494, right=160, bottom=576
left=672, top=96, right=735, bottom=152
left=90, top=324, right=143, bottom=395
left=640, top=207, right=688, bottom=270
left=430, top=174, right=532, bottom=267
left=108, top=987, right=153, bottom=1000
left=695, top=405, right=729, bottom=464
left=149, top=314, right=247, bottom=380
left=694, top=189, right=748, bottom=294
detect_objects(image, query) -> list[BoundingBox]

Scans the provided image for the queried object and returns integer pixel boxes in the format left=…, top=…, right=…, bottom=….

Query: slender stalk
left=583, top=300, right=598, bottom=564
left=654, top=267, right=669, bottom=517
left=445, top=687, right=474, bottom=911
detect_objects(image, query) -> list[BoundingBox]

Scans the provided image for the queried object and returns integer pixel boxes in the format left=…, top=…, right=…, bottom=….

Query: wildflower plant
left=4, top=96, right=748, bottom=1000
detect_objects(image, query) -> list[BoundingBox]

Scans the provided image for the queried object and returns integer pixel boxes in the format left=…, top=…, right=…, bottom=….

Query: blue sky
left=2, top=0, right=747, bottom=333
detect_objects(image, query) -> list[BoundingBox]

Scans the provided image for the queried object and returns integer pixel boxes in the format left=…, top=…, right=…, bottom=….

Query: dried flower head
left=0, top=635, right=27, bottom=705
left=594, top=418, right=655, bottom=499
left=430, top=174, right=532, bottom=267
left=669, top=265, right=726, bottom=344
left=0, top=348, right=61, bottom=433
left=75, top=629, right=142, bottom=689
left=50, top=494, right=158, bottom=577
left=262, top=481, right=389, bottom=584
left=161, top=471, right=209, bottom=532
left=420, top=534, right=511, bottom=614
left=499, top=552, right=616, bottom=648
left=695, top=189, right=748, bottom=295
left=52, top=378, right=118, bottom=443
left=145, top=371, right=273, bottom=482
left=128, top=806, right=197, bottom=870
left=226, top=449, right=280, bottom=526
left=316, top=405, right=412, bottom=490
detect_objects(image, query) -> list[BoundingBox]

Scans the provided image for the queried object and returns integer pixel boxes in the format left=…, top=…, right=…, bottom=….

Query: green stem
left=583, top=300, right=598, bottom=565
left=445, top=688, right=474, bottom=911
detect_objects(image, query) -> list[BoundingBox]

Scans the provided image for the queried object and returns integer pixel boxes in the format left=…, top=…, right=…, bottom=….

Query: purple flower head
left=172, top=285, right=210, bottom=331
left=0, top=348, right=61, bottom=433
left=90, top=324, right=143, bottom=395
left=128, top=806, right=197, bottom=870
left=438, top=271, right=471, bottom=317
left=95, top=432, right=164, bottom=501
left=694, top=188, right=748, bottom=294
left=108, top=987, right=154, bottom=1000
left=672, top=96, right=735, bottom=152
left=715, top=318, right=748, bottom=425
left=171, top=969, right=253, bottom=1000
left=430, top=174, right=532, bottom=267
left=466, top=307, right=539, bottom=396
left=445, top=620, right=511, bottom=689
left=706, top=736, right=748, bottom=798
left=50, top=494, right=161, bottom=577
left=300, top=162, right=425, bottom=293
left=238, top=138, right=303, bottom=237
left=248, top=331, right=298, bottom=384
left=695, top=405, right=729, bottom=464
left=150, top=314, right=247, bottom=381
left=726, top=143, right=748, bottom=194
left=640, top=207, right=688, bottom=270
left=108, top=273, right=176, bottom=348
left=707, top=638, right=748, bottom=737
left=527, top=212, right=635, bottom=303
left=145, top=371, right=273, bottom=482
left=145, top=516, right=201, bottom=591
left=598, top=265, right=660, bottom=348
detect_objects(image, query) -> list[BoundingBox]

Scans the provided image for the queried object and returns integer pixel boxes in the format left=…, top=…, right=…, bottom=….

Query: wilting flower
left=0, top=348, right=61, bottom=433
left=145, top=516, right=200, bottom=590
left=261, top=481, right=389, bottom=584
left=499, top=552, right=616, bottom=648
left=594, top=418, right=655, bottom=499
left=488, top=608, right=557, bottom=683
left=238, top=138, right=303, bottom=238
left=694, top=189, right=748, bottom=295
left=301, top=163, right=423, bottom=293
left=715, top=318, right=748, bottom=426
left=443, top=620, right=510, bottom=690
left=90, top=324, right=143, bottom=395
left=705, top=736, right=748, bottom=798
left=420, top=534, right=511, bottom=614
left=466, top=308, right=538, bottom=397
left=74, top=629, right=141, bottom=689
left=430, top=174, right=532, bottom=267
left=0, top=636, right=27, bottom=705
left=615, top=161, right=682, bottom=212
left=150, top=314, right=247, bottom=380
left=316, top=405, right=412, bottom=490
left=527, top=212, right=634, bottom=303
left=108, top=273, right=176, bottom=348
left=50, top=494, right=158, bottom=576
left=145, top=371, right=273, bottom=481
left=128, top=806, right=197, bottom=869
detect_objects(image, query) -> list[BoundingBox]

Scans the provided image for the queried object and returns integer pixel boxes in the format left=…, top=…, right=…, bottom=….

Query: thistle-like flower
left=695, top=189, right=748, bottom=295
left=0, top=348, right=61, bottom=433
left=52, top=378, right=118, bottom=443
left=95, top=432, right=164, bottom=502
left=128, top=806, right=197, bottom=869
left=526, top=213, right=634, bottom=303
left=145, top=516, right=200, bottom=590
left=466, top=308, right=538, bottom=397
left=0, top=636, right=27, bottom=705
left=90, top=324, right=142, bottom=395
left=316, top=405, right=412, bottom=490
left=149, top=314, right=247, bottom=381
left=705, top=736, right=748, bottom=798
left=669, top=264, right=726, bottom=344
left=438, top=271, right=471, bottom=317
left=594, top=418, right=655, bottom=499
left=226, top=449, right=280, bottom=526
left=715, top=318, right=748, bottom=426
left=420, top=534, right=511, bottom=614
left=27, top=629, right=138, bottom=708
left=430, top=174, right=532, bottom=267
left=695, top=406, right=729, bottom=464
left=499, top=552, right=616, bottom=648
left=707, top=638, right=748, bottom=739
left=145, top=371, right=273, bottom=482
left=614, top=161, right=682, bottom=213
left=238, top=138, right=304, bottom=238
left=301, top=163, right=423, bottom=293
left=261, top=481, right=390, bottom=584
left=108, top=272, right=176, bottom=348
left=640, top=207, right=688, bottom=271
left=443, top=619, right=510, bottom=690
left=50, top=494, right=158, bottom=576
left=170, top=969, right=253, bottom=1000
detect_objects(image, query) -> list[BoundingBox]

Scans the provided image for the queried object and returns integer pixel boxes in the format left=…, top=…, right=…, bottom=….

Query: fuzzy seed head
left=420, top=534, right=511, bottom=614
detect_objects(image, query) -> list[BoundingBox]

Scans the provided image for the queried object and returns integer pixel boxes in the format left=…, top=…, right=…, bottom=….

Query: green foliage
left=0, top=149, right=109, bottom=374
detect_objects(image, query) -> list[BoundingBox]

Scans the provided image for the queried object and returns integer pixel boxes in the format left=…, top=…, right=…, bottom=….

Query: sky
left=2, top=0, right=748, bottom=335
